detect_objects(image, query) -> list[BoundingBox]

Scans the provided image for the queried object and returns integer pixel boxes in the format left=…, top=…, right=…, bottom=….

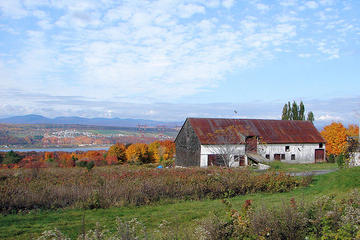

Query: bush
left=328, top=154, right=335, bottom=163
left=2, top=151, right=22, bottom=164
left=336, top=154, right=346, bottom=168
left=0, top=167, right=307, bottom=213
left=196, top=190, right=360, bottom=240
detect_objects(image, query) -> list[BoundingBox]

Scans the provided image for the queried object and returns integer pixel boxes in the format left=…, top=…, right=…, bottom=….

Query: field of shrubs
left=37, top=190, right=359, bottom=240
left=0, top=166, right=310, bottom=213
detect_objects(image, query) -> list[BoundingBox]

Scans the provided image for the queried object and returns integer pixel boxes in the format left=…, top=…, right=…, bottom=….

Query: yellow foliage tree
left=321, top=122, right=348, bottom=156
left=125, top=143, right=149, bottom=164
left=106, top=143, right=126, bottom=164
left=148, top=140, right=175, bottom=163
left=346, top=124, right=359, bottom=138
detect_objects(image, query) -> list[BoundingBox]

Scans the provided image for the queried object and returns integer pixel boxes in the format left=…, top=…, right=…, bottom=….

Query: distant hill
left=0, top=115, right=182, bottom=128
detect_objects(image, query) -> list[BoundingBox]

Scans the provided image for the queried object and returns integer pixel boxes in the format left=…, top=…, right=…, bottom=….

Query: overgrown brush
left=36, top=190, right=360, bottom=240
left=196, top=189, right=360, bottom=240
left=0, top=166, right=308, bottom=213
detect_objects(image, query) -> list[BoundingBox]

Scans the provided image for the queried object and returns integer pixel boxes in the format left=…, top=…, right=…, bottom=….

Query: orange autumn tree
left=106, top=143, right=126, bottom=164
left=321, top=122, right=348, bottom=157
left=346, top=124, right=359, bottom=138
left=125, top=143, right=150, bottom=164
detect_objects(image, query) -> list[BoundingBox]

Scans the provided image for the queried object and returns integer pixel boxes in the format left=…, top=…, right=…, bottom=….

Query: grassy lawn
left=267, top=161, right=338, bottom=172
left=0, top=167, right=359, bottom=240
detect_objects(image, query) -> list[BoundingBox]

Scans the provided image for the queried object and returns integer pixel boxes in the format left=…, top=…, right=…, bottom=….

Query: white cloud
left=298, top=53, right=311, bottom=58
left=256, top=3, right=269, bottom=12
left=317, top=114, right=343, bottom=121
left=222, top=0, right=234, bottom=9
left=0, top=0, right=28, bottom=19
left=178, top=4, right=205, bottom=18
left=305, top=1, right=319, bottom=9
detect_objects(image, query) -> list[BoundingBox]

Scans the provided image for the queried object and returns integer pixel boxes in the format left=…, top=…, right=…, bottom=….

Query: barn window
left=291, top=154, right=296, bottom=160
left=265, top=154, right=270, bottom=159
left=274, top=154, right=281, bottom=160
left=319, top=143, right=323, bottom=148
left=281, top=154, right=285, bottom=160
left=234, top=155, right=239, bottom=162
left=285, top=146, right=290, bottom=152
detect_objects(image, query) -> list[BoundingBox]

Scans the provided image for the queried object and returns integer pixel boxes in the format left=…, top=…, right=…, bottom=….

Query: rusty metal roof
left=188, top=118, right=325, bottom=145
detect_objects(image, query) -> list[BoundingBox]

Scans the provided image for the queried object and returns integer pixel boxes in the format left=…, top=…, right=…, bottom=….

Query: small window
left=265, top=154, right=270, bottom=159
left=234, top=155, right=239, bottom=162
left=291, top=154, right=296, bottom=160
left=319, top=143, right=323, bottom=148
left=285, top=146, right=290, bottom=152
left=281, top=154, right=286, bottom=160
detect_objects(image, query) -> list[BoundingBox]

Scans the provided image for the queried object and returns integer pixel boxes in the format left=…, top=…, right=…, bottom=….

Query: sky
left=0, top=0, right=359, bottom=126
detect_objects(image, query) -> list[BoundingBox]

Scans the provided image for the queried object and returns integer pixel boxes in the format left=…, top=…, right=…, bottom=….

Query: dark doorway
left=274, top=154, right=281, bottom=161
left=315, top=149, right=325, bottom=163
left=235, top=155, right=246, bottom=166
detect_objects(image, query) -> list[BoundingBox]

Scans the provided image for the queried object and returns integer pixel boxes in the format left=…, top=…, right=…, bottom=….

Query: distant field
left=0, top=167, right=359, bottom=239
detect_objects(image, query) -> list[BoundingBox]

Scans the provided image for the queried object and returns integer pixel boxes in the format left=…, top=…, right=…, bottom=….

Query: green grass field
left=267, top=161, right=338, bottom=172
left=0, top=166, right=359, bottom=240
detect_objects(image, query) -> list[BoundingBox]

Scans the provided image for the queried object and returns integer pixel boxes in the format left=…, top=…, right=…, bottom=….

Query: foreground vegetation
left=0, top=167, right=359, bottom=239
left=35, top=189, right=360, bottom=239
left=0, top=166, right=307, bottom=213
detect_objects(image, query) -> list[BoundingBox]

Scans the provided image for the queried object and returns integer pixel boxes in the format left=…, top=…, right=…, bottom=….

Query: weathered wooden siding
left=175, top=119, right=201, bottom=166
left=257, top=143, right=325, bottom=163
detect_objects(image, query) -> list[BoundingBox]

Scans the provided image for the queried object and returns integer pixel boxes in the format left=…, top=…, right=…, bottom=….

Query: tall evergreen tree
left=307, top=111, right=314, bottom=123
left=282, top=104, right=288, bottom=120
left=292, top=101, right=299, bottom=120
left=299, top=101, right=305, bottom=120
left=287, top=101, right=292, bottom=120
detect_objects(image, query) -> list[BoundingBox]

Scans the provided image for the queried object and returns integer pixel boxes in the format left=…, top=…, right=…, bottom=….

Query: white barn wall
left=257, top=143, right=324, bottom=163
left=350, top=152, right=360, bottom=166
left=200, top=145, right=246, bottom=167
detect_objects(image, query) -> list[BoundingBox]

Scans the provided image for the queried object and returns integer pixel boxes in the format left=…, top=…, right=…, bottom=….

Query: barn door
left=239, top=155, right=245, bottom=166
left=245, top=136, right=257, bottom=153
left=315, top=149, right=325, bottom=163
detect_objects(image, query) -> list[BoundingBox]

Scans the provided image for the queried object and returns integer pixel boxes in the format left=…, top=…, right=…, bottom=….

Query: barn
left=175, top=118, right=326, bottom=167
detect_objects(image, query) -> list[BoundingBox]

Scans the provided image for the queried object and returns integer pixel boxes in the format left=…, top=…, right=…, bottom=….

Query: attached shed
left=175, top=118, right=326, bottom=167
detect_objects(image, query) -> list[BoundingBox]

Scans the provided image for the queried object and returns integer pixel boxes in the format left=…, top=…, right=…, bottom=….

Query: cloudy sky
left=0, top=0, right=359, bottom=126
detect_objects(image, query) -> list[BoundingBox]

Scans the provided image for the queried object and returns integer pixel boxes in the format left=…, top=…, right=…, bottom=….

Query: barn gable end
left=175, top=119, right=201, bottom=167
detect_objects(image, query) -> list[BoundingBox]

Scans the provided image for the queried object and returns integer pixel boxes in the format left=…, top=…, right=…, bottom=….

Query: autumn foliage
left=0, top=140, right=176, bottom=169
left=106, top=143, right=126, bottom=164
left=345, top=124, right=359, bottom=138
left=320, top=122, right=348, bottom=156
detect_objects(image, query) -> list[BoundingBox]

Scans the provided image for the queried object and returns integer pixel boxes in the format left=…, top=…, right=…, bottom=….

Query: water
left=0, top=147, right=110, bottom=152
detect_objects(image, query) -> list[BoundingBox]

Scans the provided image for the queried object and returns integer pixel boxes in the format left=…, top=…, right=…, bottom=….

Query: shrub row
left=0, top=166, right=309, bottom=213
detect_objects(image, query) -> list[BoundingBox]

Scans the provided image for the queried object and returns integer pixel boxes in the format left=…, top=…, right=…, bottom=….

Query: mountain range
left=0, top=115, right=182, bottom=128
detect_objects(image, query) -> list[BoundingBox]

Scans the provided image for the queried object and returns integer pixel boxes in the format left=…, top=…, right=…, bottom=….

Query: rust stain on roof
left=188, top=118, right=325, bottom=145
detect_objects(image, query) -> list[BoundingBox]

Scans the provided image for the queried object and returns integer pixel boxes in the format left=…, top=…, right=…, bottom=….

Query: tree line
left=281, top=101, right=314, bottom=122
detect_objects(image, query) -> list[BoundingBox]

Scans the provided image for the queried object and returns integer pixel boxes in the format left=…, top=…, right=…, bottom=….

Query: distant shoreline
left=0, top=146, right=111, bottom=152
